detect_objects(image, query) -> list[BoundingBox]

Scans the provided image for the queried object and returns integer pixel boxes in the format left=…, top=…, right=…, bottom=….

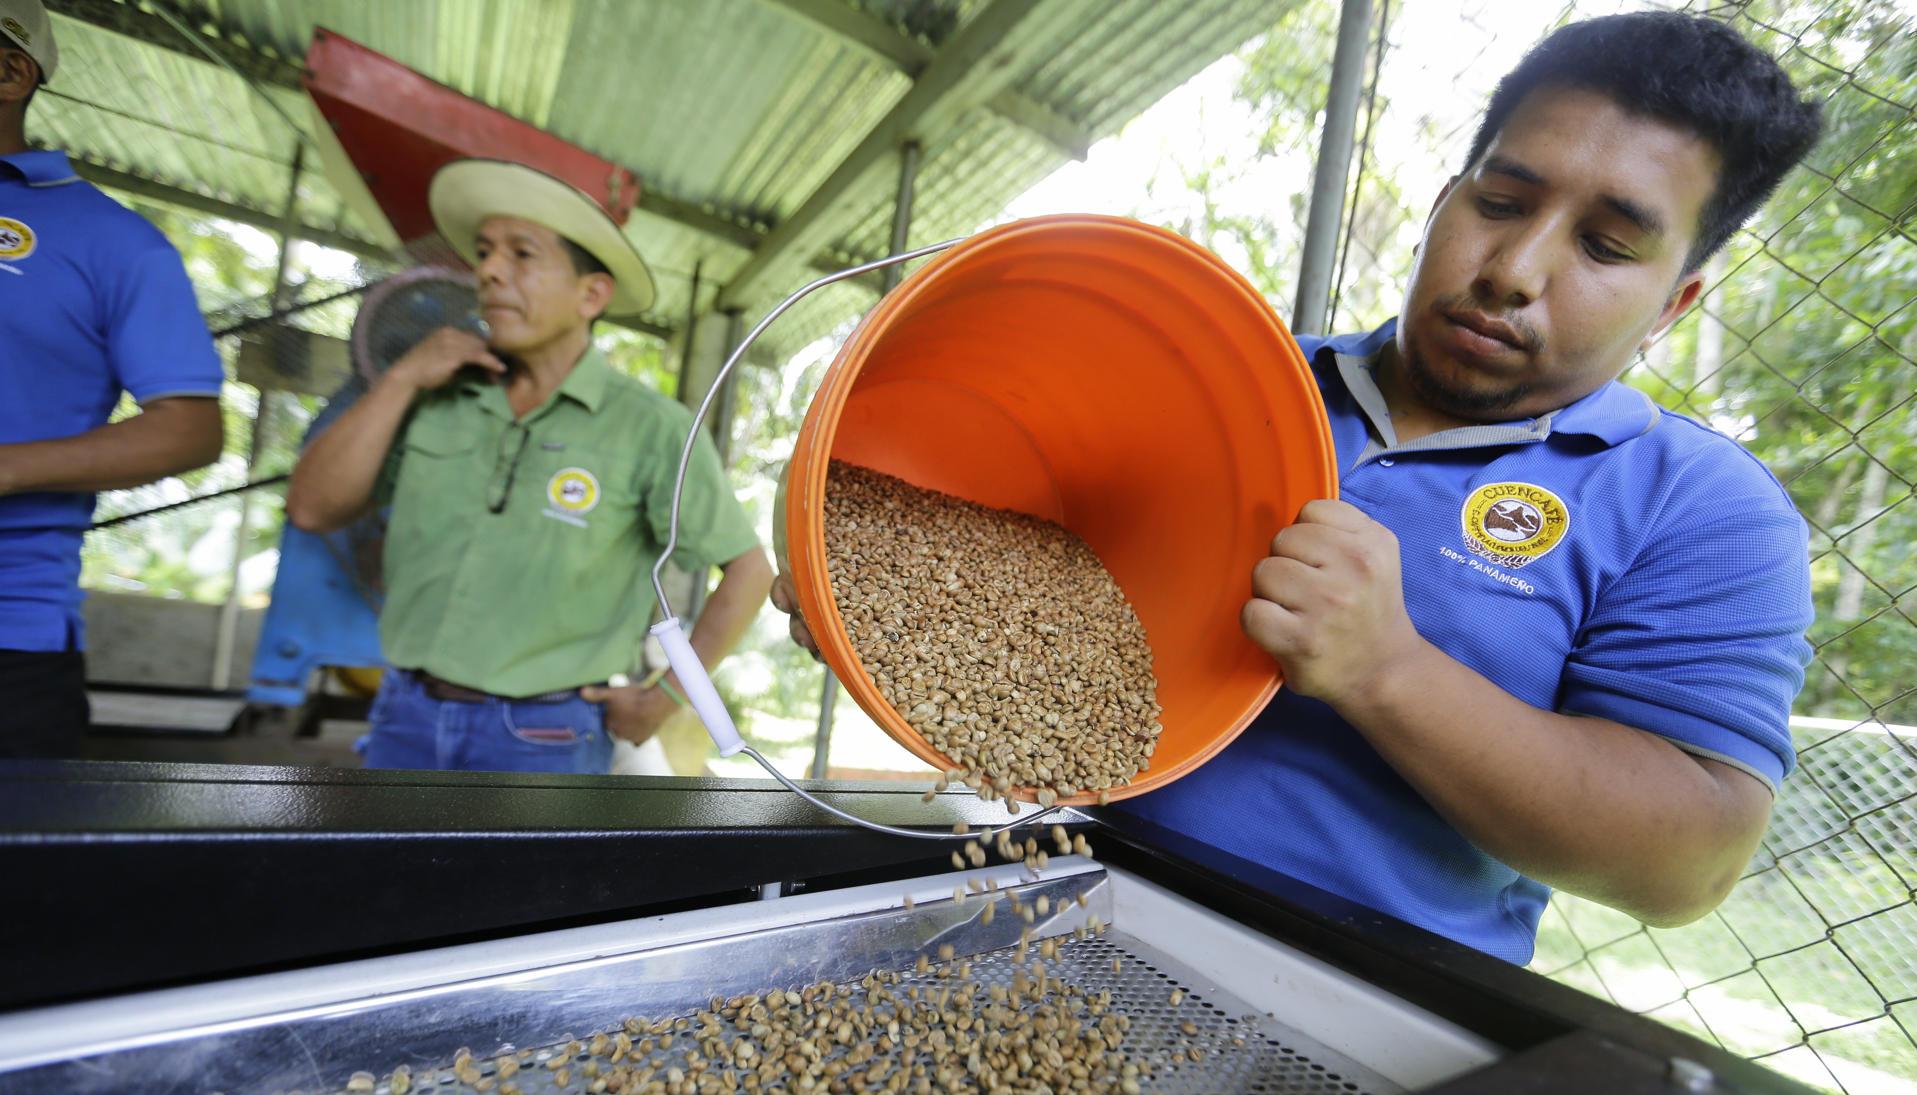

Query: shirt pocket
left=391, top=413, right=484, bottom=519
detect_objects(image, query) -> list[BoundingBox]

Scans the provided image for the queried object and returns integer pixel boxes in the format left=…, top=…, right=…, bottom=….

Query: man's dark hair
left=1464, top=12, right=1822, bottom=271
left=561, top=237, right=610, bottom=279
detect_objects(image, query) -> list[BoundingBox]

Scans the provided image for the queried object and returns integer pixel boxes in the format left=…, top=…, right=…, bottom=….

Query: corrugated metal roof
left=36, top=0, right=1285, bottom=362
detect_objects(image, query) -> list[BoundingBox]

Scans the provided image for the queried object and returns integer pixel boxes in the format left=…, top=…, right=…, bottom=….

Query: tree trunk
left=1834, top=453, right=1890, bottom=621
left=1644, top=328, right=1673, bottom=391
left=1693, top=253, right=1728, bottom=407
left=1811, top=456, right=1862, bottom=538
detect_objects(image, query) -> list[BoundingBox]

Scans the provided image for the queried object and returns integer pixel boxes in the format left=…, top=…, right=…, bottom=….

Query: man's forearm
left=1337, top=639, right=1769, bottom=926
left=683, top=547, right=775, bottom=670
left=0, top=397, right=223, bottom=496
left=584, top=549, right=772, bottom=743
left=285, top=373, right=419, bottom=532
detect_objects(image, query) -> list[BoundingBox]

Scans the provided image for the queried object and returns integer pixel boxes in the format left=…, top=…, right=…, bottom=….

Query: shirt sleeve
left=645, top=413, right=761, bottom=574
left=105, top=233, right=225, bottom=403
left=1557, top=447, right=1814, bottom=790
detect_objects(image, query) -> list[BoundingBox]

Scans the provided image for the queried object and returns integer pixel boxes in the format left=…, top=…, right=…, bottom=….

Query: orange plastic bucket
left=785, top=214, right=1338, bottom=806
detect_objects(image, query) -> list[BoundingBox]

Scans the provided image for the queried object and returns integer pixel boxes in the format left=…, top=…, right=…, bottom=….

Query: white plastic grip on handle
left=650, top=617, right=745, bottom=757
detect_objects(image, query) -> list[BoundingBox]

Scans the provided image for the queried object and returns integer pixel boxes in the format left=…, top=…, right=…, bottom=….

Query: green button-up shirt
left=377, top=347, right=758, bottom=696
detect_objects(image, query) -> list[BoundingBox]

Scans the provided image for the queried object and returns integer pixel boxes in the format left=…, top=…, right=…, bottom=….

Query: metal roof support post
left=213, top=145, right=304, bottom=691
left=756, top=0, right=1095, bottom=162
left=673, top=263, right=717, bottom=625
left=808, top=139, right=921, bottom=782
left=676, top=259, right=706, bottom=415
left=880, top=142, right=922, bottom=295
left=671, top=282, right=747, bottom=626
left=719, top=0, right=1052, bottom=312
left=711, top=310, right=747, bottom=468
left=209, top=392, right=271, bottom=692
left=1291, top=0, right=1372, bottom=338
left=809, top=674, right=838, bottom=782
left=264, top=149, right=307, bottom=308
left=677, top=307, right=749, bottom=628
left=688, top=307, right=746, bottom=619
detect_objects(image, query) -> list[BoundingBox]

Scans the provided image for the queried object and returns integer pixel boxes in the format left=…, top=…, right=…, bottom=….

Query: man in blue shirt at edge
left=773, top=12, right=1824, bottom=964
left=0, top=0, right=225, bottom=756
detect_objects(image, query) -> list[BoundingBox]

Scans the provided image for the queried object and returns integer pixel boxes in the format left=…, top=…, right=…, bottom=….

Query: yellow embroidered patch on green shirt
left=376, top=348, right=757, bottom=695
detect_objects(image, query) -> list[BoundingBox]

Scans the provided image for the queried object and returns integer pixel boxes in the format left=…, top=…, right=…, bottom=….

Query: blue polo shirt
left=0, top=149, right=224, bottom=651
left=1123, top=319, right=1813, bottom=963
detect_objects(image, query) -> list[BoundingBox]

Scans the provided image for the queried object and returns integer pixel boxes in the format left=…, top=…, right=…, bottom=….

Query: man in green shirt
left=287, top=159, right=772, bottom=773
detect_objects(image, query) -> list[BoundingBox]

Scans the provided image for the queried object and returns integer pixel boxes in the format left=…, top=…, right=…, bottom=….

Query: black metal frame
left=0, top=761, right=1812, bottom=1093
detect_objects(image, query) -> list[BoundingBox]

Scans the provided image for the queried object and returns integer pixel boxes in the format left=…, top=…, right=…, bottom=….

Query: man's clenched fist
left=1242, top=498, right=1429, bottom=710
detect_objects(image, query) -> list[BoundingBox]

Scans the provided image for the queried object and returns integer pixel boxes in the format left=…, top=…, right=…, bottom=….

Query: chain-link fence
left=1298, top=0, right=1916, bottom=1090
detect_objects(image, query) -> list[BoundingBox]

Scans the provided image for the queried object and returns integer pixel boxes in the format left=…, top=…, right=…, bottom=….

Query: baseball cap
left=0, top=0, right=56, bottom=84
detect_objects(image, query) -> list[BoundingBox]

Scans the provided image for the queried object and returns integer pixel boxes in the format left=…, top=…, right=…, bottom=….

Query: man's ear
left=0, top=49, right=37, bottom=107
left=579, top=272, right=616, bottom=321
left=1641, top=268, right=1707, bottom=352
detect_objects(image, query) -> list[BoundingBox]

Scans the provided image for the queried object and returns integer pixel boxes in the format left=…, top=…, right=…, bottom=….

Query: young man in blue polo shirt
left=766, top=12, right=1825, bottom=964
left=1117, top=12, right=1825, bottom=962
left=0, top=1, right=226, bottom=756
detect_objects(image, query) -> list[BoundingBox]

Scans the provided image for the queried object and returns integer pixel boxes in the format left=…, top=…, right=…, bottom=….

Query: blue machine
left=246, top=268, right=480, bottom=709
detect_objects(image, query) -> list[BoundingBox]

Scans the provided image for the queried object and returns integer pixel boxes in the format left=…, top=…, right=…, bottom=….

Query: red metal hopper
left=301, top=28, right=639, bottom=261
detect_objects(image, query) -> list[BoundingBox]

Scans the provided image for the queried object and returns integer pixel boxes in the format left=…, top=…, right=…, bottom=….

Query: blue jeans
left=357, top=670, right=614, bottom=774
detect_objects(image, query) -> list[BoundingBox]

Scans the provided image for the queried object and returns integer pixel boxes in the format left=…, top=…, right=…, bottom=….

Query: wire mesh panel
left=1300, top=0, right=1916, bottom=1090
left=81, top=269, right=380, bottom=609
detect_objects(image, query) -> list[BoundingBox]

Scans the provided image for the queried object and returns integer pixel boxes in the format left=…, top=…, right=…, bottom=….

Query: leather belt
left=413, top=670, right=590, bottom=704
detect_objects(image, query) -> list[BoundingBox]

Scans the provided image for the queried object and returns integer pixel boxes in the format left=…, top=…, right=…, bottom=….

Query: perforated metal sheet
left=336, top=929, right=1398, bottom=1095
left=1000, top=933, right=1395, bottom=1095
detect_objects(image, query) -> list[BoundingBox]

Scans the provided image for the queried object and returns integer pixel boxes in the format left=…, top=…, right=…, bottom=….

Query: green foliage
left=1628, top=0, right=1917, bottom=727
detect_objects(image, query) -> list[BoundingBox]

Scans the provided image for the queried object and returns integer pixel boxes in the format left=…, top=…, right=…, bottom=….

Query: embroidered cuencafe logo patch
left=541, top=467, right=600, bottom=528
left=0, top=217, right=35, bottom=261
left=1460, top=482, right=1568, bottom=569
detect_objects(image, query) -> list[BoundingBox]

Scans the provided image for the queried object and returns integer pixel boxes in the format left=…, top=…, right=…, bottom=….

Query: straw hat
left=428, top=158, right=656, bottom=318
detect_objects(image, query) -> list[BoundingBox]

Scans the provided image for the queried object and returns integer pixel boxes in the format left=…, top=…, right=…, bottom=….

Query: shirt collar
left=459, top=342, right=611, bottom=414
left=1309, top=317, right=1399, bottom=370
left=552, top=344, right=610, bottom=412
left=1320, top=316, right=1658, bottom=449
left=1546, top=377, right=1660, bottom=446
left=0, top=149, right=80, bottom=186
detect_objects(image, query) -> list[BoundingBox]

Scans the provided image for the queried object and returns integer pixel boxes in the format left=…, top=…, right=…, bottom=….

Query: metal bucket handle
left=647, top=239, right=1065, bottom=842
